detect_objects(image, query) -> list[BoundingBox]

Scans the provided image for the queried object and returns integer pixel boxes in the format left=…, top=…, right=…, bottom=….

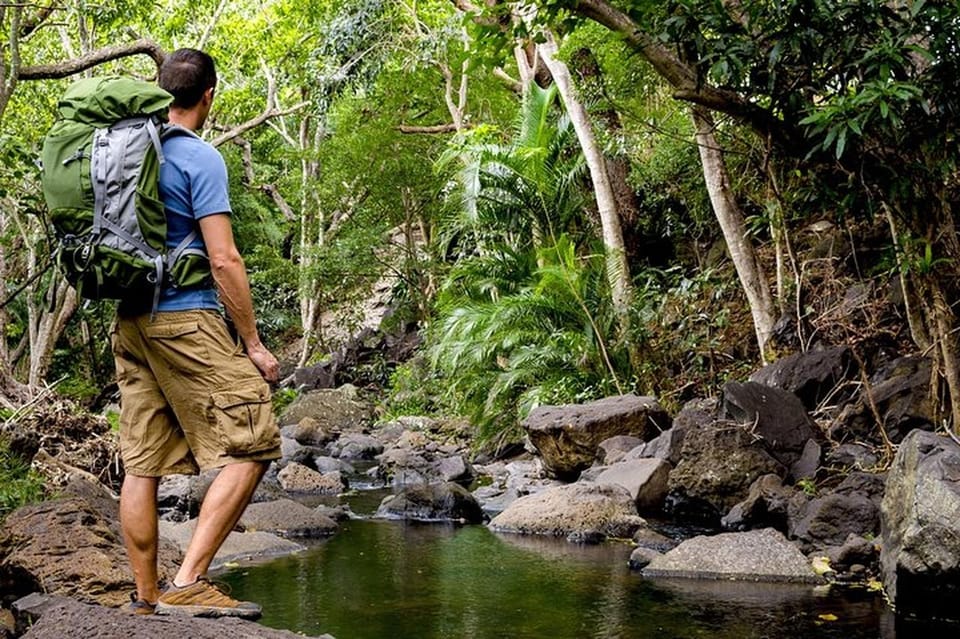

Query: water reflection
left=221, top=519, right=938, bottom=639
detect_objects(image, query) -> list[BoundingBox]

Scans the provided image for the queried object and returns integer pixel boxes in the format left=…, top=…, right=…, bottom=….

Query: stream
left=214, top=484, right=950, bottom=639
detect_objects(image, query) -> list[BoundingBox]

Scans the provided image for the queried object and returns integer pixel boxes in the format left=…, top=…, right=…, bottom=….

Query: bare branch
left=18, top=38, right=165, bottom=80
left=493, top=67, right=522, bottom=94
left=210, top=101, right=308, bottom=147
left=196, top=0, right=228, bottom=51
left=397, top=123, right=464, bottom=134
left=234, top=137, right=296, bottom=222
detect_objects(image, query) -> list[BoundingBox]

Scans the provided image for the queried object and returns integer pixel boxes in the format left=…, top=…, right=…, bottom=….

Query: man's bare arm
left=198, top=213, right=279, bottom=382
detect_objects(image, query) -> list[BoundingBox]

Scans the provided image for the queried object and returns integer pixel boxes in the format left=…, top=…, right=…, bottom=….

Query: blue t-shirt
left=155, top=134, right=231, bottom=311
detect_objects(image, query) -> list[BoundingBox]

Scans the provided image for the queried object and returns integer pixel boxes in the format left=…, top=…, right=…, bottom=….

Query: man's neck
left=167, top=107, right=204, bottom=132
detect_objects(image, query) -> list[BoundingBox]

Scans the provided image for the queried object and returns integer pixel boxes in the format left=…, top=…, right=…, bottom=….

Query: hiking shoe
left=155, top=576, right=262, bottom=619
left=126, top=591, right=156, bottom=615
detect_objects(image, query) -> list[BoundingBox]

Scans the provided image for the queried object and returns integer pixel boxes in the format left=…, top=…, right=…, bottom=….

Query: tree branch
left=19, top=2, right=55, bottom=39
left=570, top=0, right=802, bottom=149
left=397, top=123, right=465, bottom=134
left=233, top=137, right=296, bottom=222
left=210, top=101, right=308, bottom=147
left=18, top=38, right=165, bottom=80
left=493, top=67, right=522, bottom=94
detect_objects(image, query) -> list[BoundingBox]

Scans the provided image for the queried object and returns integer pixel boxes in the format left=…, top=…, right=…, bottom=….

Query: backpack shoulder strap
left=160, top=123, right=201, bottom=141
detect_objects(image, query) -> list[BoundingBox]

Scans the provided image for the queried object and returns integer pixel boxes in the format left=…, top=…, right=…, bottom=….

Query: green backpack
left=41, top=76, right=210, bottom=311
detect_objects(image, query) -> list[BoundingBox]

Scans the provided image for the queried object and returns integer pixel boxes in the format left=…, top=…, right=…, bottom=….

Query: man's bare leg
left=120, top=474, right=161, bottom=603
left=173, top=460, right=267, bottom=586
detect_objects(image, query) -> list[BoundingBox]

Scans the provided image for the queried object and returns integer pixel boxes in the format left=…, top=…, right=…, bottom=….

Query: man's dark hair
left=159, top=48, right=217, bottom=108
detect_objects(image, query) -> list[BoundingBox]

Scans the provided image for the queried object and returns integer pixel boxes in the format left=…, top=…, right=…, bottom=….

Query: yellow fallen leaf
left=818, top=613, right=838, bottom=622
left=811, top=556, right=832, bottom=575
left=866, top=578, right=883, bottom=592
left=222, top=561, right=240, bottom=569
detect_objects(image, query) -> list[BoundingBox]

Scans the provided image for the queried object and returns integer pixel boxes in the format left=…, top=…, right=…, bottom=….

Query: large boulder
left=880, top=430, right=960, bottom=620
left=0, top=479, right=180, bottom=607
left=13, top=594, right=335, bottom=639
left=277, top=462, right=347, bottom=494
left=278, top=385, right=375, bottom=431
left=788, top=488, right=879, bottom=553
left=375, top=483, right=485, bottom=523
left=721, top=381, right=819, bottom=474
left=666, top=421, right=786, bottom=524
left=523, top=395, right=671, bottom=480
left=489, top=482, right=646, bottom=541
left=239, top=499, right=338, bottom=538
left=642, top=528, right=821, bottom=584
left=832, top=356, right=935, bottom=444
left=748, top=346, right=856, bottom=411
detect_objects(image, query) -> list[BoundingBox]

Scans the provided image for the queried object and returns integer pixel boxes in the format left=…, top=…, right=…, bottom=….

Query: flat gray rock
left=159, top=520, right=304, bottom=570
left=240, top=498, right=338, bottom=538
left=643, top=528, right=822, bottom=584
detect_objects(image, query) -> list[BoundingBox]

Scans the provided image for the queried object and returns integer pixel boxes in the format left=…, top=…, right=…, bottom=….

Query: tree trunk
left=692, top=108, right=775, bottom=357
left=538, top=32, right=633, bottom=337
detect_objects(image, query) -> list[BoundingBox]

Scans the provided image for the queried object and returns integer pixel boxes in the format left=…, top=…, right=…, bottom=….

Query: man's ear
left=203, top=86, right=215, bottom=105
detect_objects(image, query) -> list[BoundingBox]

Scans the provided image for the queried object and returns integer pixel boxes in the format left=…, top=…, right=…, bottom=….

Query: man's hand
left=247, top=342, right=279, bottom=383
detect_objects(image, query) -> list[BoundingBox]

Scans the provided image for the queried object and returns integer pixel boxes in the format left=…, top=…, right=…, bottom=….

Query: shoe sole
left=154, top=602, right=261, bottom=620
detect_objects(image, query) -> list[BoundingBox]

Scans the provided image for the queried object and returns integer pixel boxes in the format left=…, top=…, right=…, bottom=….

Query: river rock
left=788, top=476, right=881, bottom=552
left=625, top=399, right=712, bottom=466
left=748, top=346, right=856, bottom=410
left=292, top=416, right=339, bottom=446
left=666, top=421, right=786, bottom=524
left=523, top=395, right=671, bottom=480
left=375, top=483, right=485, bottom=523
left=880, top=429, right=960, bottom=620
left=157, top=471, right=217, bottom=521
left=278, top=386, right=375, bottom=431
left=13, top=594, right=335, bottom=639
left=313, top=455, right=356, bottom=474
left=489, top=482, right=646, bottom=540
left=831, top=355, right=935, bottom=444
left=597, top=436, right=644, bottom=464
left=643, top=528, right=822, bottom=583
left=277, top=462, right=348, bottom=494
left=594, top=459, right=671, bottom=511
left=628, top=547, right=662, bottom=570
left=329, top=433, right=383, bottom=460
left=824, top=442, right=879, bottom=471
left=239, top=498, right=338, bottom=537
left=721, top=381, right=818, bottom=472
left=825, top=533, right=878, bottom=572
left=0, top=478, right=180, bottom=607
left=721, top=474, right=798, bottom=533
left=159, top=520, right=303, bottom=570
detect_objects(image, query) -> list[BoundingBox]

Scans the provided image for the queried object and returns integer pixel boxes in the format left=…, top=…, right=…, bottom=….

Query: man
left=113, top=48, right=281, bottom=619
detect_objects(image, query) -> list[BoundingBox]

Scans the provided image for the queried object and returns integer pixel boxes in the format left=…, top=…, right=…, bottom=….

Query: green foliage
left=430, top=235, right=623, bottom=442
left=383, top=356, right=443, bottom=419
left=272, top=388, right=298, bottom=416
left=0, top=440, right=45, bottom=520
left=630, top=263, right=756, bottom=411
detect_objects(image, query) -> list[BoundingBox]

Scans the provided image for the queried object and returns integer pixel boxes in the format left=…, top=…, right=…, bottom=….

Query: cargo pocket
left=144, top=320, right=210, bottom=374
left=210, top=379, right=279, bottom=455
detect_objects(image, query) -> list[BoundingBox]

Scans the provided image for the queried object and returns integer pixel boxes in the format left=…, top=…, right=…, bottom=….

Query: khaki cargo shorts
left=112, top=309, right=281, bottom=476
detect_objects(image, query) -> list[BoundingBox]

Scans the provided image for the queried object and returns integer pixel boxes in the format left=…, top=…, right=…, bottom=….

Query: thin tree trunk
left=692, top=108, right=775, bottom=357
left=538, top=32, right=633, bottom=336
